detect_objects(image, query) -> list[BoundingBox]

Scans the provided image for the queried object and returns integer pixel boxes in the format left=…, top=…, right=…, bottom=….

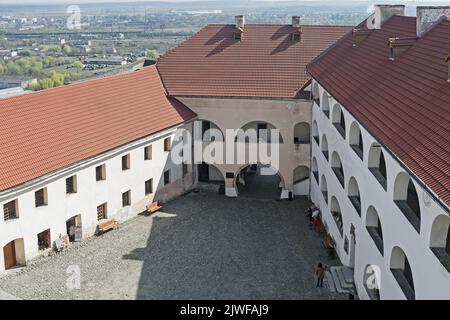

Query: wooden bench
left=146, top=201, right=162, bottom=214
left=98, top=218, right=118, bottom=235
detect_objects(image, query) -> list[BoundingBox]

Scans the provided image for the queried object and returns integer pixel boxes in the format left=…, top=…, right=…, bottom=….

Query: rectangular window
left=66, top=176, right=77, bottom=194
left=144, top=145, right=152, bottom=160
left=122, top=154, right=130, bottom=171
left=145, top=179, right=153, bottom=195
left=164, top=137, right=171, bottom=152
left=226, top=172, right=234, bottom=179
left=96, top=164, right=106, bottom=181
left=3, top=200, right=18, bottom=221
left=37, top=229, right=51, bottom=251
left=164, top=170, right=171, bottom=185
left=122, top=190, right=131, bottom=207
left=97, top=203, right=107, bottom=221
left=35, top=188, right=48, bottom=207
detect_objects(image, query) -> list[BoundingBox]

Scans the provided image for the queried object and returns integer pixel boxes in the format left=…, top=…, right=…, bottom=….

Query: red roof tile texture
left=0, top=66, right=196, bottom=192
left=307, top=16, right=450, bottom=208
left=157, top=24, right=351, bottom=99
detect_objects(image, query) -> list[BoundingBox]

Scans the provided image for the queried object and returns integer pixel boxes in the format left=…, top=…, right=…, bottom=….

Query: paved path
left=0, top=190, right=344, bottom=300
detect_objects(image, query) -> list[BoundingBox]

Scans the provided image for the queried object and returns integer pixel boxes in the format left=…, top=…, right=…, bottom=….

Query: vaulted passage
left=394, top=172, right=421, bottom=233
left=236, top=164, right=283, bottom=199
left=390, top=247, right=415, bottom=300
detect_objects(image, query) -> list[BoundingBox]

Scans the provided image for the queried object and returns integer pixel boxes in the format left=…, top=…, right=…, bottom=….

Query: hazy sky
left=0, top=0, right=446, bottom=3
left=0, top=0, right=444, bottom=5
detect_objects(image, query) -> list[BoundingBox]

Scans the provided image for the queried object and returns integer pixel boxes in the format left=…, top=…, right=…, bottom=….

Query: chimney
left=416, top=6, right=450, bottom=37
left=446, top=55, right=450, bottom=83
left=235, top=15, right=245, bottom=29
left=387, top=37, right=417, bottom=60
left=292, top=16, right=300, bottom=28
left=373, top=4, right=405, bottom=29
left=352, top=28, right=373, bottom=46
left=234, top=15, right=245, bottom=41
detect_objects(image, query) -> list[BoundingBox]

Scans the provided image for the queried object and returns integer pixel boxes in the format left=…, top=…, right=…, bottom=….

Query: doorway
left=66, top=215, right=82, bottom=242
left=3, top=239, right=25, bottom=270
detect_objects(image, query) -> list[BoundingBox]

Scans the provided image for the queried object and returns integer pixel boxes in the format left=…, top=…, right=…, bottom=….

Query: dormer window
left=388, top=37, right=417, bottom=61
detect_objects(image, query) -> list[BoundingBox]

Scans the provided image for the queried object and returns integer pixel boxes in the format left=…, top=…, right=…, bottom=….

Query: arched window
left=199, top=120, right=224, bottom=142
left=366, top=206, right=383, bottom=255
left=321, top=175, right=328, bottom=204
left=330, top=196, right=343, bottom=236
left=331, top=152, right=344, bottom=188
left=332, top=104, right=346, bottom=139
left=312, top=157, right=319, bottom=183
left=293, top=166, right=310, bottom=184
left=293, top=122, right=310, bottom=144
left=321, top=135, right=329, bottom=161
left=363, top=264, right=381, bottom=300
left=348, top=177, right=361, bottom=216
left=368, top=144, right=387, bottom=190
left=393, top=172, right=421, bottom=233
left=430, top=215, right=450, bottom=273
left=238, top=121, right=284, bottom=144
left=312, top=82, right=320, bottom=107
left=349, top=122, right=363, bottom=160
left=390, top=247, right=415, bottom=300
left=322, top=92, right=330, bottom=117
left=312, top=121, right=319, bottom=145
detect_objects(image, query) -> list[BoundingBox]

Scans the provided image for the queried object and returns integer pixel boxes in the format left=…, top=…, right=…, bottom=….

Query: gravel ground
left=0, top=188, right=344, bottom=300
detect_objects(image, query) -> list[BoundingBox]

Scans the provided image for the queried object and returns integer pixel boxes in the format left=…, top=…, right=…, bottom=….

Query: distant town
left=0, top=1, right=374, bottom=91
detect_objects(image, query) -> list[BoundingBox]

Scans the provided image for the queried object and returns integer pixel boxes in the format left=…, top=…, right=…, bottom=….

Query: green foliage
left=49, top=45, right=61, bottom=52
left=63, top=46, right=72, bottom=54
left=20, top=49, right=32, bottom=57
left=38, top=45, right=49, bottom=52
left=146, top=49, right=159, bottom=59
left=72, top=61, right=84, bottom=70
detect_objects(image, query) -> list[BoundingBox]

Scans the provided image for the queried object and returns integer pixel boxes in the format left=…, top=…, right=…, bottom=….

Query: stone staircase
left=324, top=266, right=357, bottom=297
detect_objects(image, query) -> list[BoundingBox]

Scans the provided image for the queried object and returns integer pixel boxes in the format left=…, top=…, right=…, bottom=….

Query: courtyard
left=0, top=188, right=344, bottom=300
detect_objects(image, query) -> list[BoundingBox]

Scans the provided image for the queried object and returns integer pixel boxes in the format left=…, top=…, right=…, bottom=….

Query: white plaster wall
left=310, top=80, right=450, bottom=300
left=178, top=97, right=312, bottom=198
left=0, top=123, right=195, bottom=273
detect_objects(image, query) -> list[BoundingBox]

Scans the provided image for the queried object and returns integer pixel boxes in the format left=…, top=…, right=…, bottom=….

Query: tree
left=63, top=46, right=72, bottom=54
left=49, top=45, right=61, bottom=52
left=38, top=44, right=49, bottom=52
left=0, top=63, right=4, bottom=75
left=20, top=49, right=32, bottom=57
left=72, top=61, right=84, bottom=73
left=146, top=49, right=160, bottom=59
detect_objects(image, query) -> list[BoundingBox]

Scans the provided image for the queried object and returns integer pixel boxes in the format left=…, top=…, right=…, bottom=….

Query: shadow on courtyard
left=124, top=187, right=342, bottom=300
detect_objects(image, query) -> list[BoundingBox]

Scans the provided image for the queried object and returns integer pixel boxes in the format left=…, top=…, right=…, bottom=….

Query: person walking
left=315, top=263, right=326, bottom=288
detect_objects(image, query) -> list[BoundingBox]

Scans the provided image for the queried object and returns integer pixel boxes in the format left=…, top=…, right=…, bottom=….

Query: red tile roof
left=307, top=15, right=450, bottom=208
left=157, top=24, right=351, bottom=99
left=0, top=66, right=196, bottom=192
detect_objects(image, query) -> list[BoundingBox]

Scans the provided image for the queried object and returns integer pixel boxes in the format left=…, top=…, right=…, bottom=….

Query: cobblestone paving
left=0, top=190, right=344, bottom=300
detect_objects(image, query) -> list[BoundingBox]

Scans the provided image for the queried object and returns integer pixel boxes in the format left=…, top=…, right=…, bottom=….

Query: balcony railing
left=313, top=135, right=320, bottom=145
left=348, top=196, right=361, bottom=216
left=430, top=247, right=450, bottom=273
left=322, top=190, right=328, bottom=204
left=394, top=200, right=421, bottom=233
left=366, top=226, right=384, bottom=255
left=332, top=167, right=345, bottom=187
left=333, top=123, right=345, bottom=139
left=312, top=171, right=319, bottom=183
left=369, top=168, right=387, bottom=190
left=390, top=268, right=415, bottom=300
left=350, top=144, right=363, bottom=160
left=313, top=98, right=320, bottom=107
